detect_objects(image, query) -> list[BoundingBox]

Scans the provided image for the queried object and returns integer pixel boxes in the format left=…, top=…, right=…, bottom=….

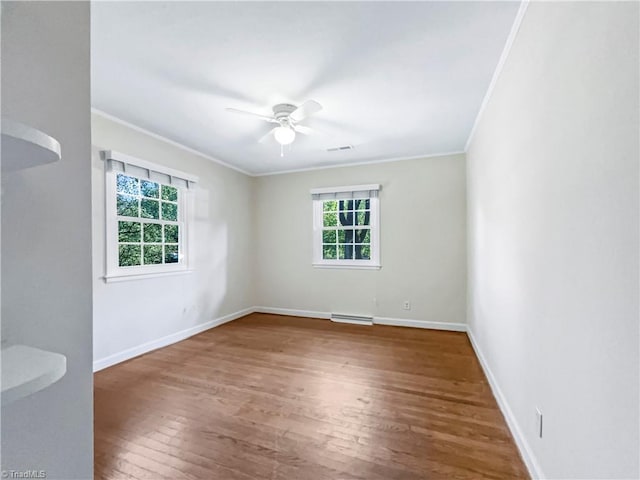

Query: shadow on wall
left=194, top=186, right=228, bottom=320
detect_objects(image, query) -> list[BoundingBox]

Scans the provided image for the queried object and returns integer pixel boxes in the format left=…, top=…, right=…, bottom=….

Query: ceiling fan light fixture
left=274, top=125, right=296, bottom=145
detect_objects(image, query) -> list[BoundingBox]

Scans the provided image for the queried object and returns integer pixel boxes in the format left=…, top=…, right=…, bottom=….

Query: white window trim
left=102, top=150, right=197, bottom=282
left=311, top=184, right=381, bottom=270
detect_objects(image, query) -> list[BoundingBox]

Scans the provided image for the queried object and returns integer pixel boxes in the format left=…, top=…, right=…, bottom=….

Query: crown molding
left=464, top=0, right=530, bottom=152
left=92, top=109, right=465, bottom=178
left=253, top=150, right=466, bottom=177
left=91, top=108, right=253, bottom=176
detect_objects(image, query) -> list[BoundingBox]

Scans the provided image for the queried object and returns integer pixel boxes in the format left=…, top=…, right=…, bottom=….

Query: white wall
left=467, top=2, right=639, bottom=479
left=1, top=2, right=94, bottom=478
left=253, top=155, right=467, bottom=326
left=91, top=113, right=254, bottom=369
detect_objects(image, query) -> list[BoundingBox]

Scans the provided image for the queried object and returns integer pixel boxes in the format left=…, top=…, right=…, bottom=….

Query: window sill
left=103, top=269, right=193, bottom=283
left=312, top=263, right=381, bottom=270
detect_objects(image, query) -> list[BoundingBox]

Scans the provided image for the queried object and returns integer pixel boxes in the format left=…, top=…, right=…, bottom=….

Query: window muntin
left=114, top=174, right=182, bottom=268
left=311, top=185, right=380, bottom=269
left=103, top=150, right=197, bottom=281
left=321, top=199, right=372, bottom=260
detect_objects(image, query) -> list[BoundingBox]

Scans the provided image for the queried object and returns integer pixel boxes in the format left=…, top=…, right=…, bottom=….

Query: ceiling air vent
left=327, top=145, right=354, bottom=152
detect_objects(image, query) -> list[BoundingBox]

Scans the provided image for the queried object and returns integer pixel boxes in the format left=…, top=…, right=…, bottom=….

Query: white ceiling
left=92, top=2, right=521, bottom=175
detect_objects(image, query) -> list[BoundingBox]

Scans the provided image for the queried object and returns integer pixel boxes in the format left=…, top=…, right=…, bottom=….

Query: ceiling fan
left=226, top=100, right=323, bottom=150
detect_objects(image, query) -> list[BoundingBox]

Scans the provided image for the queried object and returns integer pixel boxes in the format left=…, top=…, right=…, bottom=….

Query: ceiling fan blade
left=289, top=100, right=322, bottom=122
left=259, top=127, right=277, bottom=144
left=226, top=107, right=276, bottom=123
left=293, top=124, right=315, bottom=135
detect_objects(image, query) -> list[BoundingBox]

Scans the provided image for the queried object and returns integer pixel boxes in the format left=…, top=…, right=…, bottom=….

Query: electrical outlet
left=535, top=408, right=543, bottom=438
left=402, top=301, right=411, bottom=310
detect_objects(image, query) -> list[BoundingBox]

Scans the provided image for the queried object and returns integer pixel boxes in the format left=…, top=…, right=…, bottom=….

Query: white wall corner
left=464, top=0, right=530, bottom=151
left=466, top=327, right=545, bottom=480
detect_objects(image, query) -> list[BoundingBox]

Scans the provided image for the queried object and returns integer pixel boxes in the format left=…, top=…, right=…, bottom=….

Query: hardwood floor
left=94, top=313, right=528, bottom=479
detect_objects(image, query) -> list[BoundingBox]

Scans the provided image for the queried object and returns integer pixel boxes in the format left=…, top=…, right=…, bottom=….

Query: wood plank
left=95, top=313, right=528, bottom=479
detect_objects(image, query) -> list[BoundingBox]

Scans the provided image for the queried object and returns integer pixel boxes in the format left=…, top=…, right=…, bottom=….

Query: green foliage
left=161, top=185, right=178, bottom=202
left=356, top=211, right=369, bottom=226
left=143, top=245, right=163, bottom=264
left=323, top=200, right=337, bottom=212
left=143, top=223, right=162, bottom=243
left=323, top=212, right=337, bottom=227
left=162, top=202, right=178, bottom=221
left=141, top=198, right=159, bottom=219
left=117, top=194, right=139, bottom=217
left=338, top=244, right=350, bottom=259
left=321, top=201, right=371, bottom=260
left=355, top=229, right=370, bottom=243
left=141, top=180, right=159, bottom=198
left=116, top=174, right=182, bottom=268
left=118, top=221, right=141, bottom=242
left=119, top=244, right=141, bottom=266
left=323, top=244, right=336, bottom=259
left=355, top=199, right=369, bottom=211
left=322, top=230, right=336, bottom=243
left=164, top=224, right=179, bottom=243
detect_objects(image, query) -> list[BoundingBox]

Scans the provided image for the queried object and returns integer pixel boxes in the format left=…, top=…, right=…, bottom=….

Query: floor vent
left=330, top=313, right=373, bottom=326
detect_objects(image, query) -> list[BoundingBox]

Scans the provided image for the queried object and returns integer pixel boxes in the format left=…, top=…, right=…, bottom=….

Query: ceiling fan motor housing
left=273, top=103, right=297, bottom=123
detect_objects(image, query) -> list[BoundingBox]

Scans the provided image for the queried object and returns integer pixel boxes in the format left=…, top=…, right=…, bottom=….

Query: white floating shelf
left=1, top=344, right=67, bottom=406
left=1, top=118, right=61, bottom=172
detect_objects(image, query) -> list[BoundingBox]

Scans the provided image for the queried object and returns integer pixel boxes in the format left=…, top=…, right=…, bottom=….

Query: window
left=103, top=150, right=197, bottom=281
left=311, top=184, right=381, bottom=269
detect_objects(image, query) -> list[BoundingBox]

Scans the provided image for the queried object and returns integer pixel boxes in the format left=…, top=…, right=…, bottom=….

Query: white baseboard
left=374, top=316, right=467, bottom=332
left=93, top=307, right=254, bottom=372
left=254, top=307, right=466, bottom=332
left=253, top=306, right=331, bottom=319
left=94, top=307, right=466, bottom=372
left=467, top=327, right=544, bottom=480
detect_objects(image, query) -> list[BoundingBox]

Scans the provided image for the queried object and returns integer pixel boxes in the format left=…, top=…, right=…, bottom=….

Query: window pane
left=355, top=244, right=371, bottom=260
left=164, top=224, right=179, bottom=243
left=338, top=244, right=354, bottom=260
left=161, top=185, right=178, bottom=202
left=354, top=229, right=371, bottom=244
left=322, top=230, right=336, bottom=243
left=323, top=200, right=337, bottom=212
left=162, top=202, right=178, bottom=221
left=116, top=174, right=139, bottom=195
left=118, top=221, right=141, bottom=242
left=338, top=229, right=355, bottom=243
left=119, top=244, right=141, bottom=266
left=356, top=211, right=370, bottom=226
left=355, top=199, right=370, bottom=211
left=140, top=198, right=159, bottom=219
left=338, top=211, right=355, bottom=226
left=143, top=223, right=162, bottom=243
left=165, top=244, right=179, bottom=263
left=143, top=245, right=163, bottom=264
left=323, top=212, right=337, bottom=227
left=117, top=194, right=139, bottom=217
left=323, top=244, right=337, bottom=259
left=141, top=180, right=159, bottom=198
left=338, top=200, right=354, bottom=212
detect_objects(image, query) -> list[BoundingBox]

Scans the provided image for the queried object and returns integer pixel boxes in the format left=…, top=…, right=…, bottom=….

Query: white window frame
left=311, top=184, right=381, bottom=270
left=102, top=150, right=198, bottom=282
